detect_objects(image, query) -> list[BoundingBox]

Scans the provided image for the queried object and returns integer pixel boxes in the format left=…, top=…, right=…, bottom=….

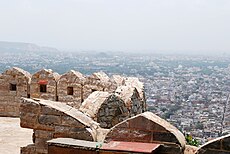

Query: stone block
left=38, top=115, right=61, bottom=125
left=41, top=106, right=63, bottom=116
left=20, top=101, right=40, bottom=114
left=0, top=106, right=5, bottom=112
left=35, top=138, right=48, bottom=150
left=61, top=116, right=85, bottom=128
left=21, top=144, right=36, bottom=154
left=152, top=132, right=179, bottom=143
left=106, top=128, right=131, bottom=142
left=36, top=148, right=48, bottom=154
left=35, top=130, right=53, bottom=139
left=5, top=105, right=18, bottom=113
left=128, top=116, right=166, bottom=132
left=128, top=130, right=152, bottom=142
left=36, top=124, right=55, bottom=131
left=20, top=112, right=38, bottom=129
left=157, top=144, right=183, bottom=154
left=54, top=126, right=93, bottom=141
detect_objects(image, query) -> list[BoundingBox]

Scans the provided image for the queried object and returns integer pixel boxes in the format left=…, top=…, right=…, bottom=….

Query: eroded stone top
left=32, top=69, right=60, bottom=81
left=79, top=91, right=111, bottom=118
left=89, top=71, right=110, bottom=83
left=124, top=77, right=145, bottom=101
left=3, top=67, right=32, bottom=81
left=115, top=86, right=139, bottom=106
left=59, top=70, right=85, bottom=84
left=111, top=75, right=125, bottom=86
left=22, top=98, right=99, bottom=129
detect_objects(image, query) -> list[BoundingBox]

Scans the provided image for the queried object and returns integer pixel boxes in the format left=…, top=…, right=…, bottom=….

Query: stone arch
left=57, top=70, right=85, bottom=108
left=20, top=98, right=98, bottom=153
left=0, top=67, right=31, bottom=116
left=196, top=134, right=230, bottom=154
left=105, top=112, right=186, bottom=154
left=80, top=91, right=129, bottom=128
left=30, top=69, right=60, bottom=101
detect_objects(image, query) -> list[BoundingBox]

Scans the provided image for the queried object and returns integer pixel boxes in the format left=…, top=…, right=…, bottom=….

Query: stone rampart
left=0, top=67, right=31, bottom=117
left=20, top=99, right=188, bottom=154
left=30, top=69, right=60, bottom=101
left=0, top=67, right=146, bottom=118
left=80, top=91, right=129, bottom=128
left=20, top=98, right=99, bottom=154
left=57, top=70, right=85, bottom=108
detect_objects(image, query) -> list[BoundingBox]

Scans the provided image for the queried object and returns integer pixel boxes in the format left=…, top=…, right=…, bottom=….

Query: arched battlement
left=0, top=67, right=31, bottom=116
left=196, top=134, right=230, bottom=154
left=0, top=67, right=146, bottom=119
left=20, top=98, right=99, bottom=153
left=57, top=70, right=85, bottom=108
left=105, top=112, right=186, bottom=154
left=80, top=91, right=129, bottom=128
left=30, top=69, right=60, bottom=101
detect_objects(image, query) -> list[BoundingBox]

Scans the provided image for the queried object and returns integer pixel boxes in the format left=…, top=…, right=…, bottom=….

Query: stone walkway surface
left=0, top=117, right=33, bottom=154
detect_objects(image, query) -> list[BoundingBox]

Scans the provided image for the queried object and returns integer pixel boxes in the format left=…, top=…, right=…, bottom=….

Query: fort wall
left=20, top=98, right=99, bottom=154
left=0, top=67, right=31, bottom=117
left=0, top=67, right=146, bottom=118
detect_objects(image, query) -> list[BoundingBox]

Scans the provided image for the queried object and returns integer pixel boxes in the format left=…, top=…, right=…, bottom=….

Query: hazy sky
left=0, top=0, right=230, bottom=53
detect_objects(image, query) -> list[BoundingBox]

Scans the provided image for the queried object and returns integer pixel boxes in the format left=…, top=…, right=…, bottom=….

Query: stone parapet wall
left=83, top=72, right=117, bottom=101
left=20, top=98, right=98, bottom=154
left=20, top=98, right=230, bottom=154
left=0, top=67, right=146, bottom=118
left=0, top=67, right=31, bottom=117
left=20, top=99, right=188, bottom=154
left=80, top=91, right=129, bottom=128
left=30, top=69, right=60, bottom=101
left=0, top=67, right=145, bottom=117
left=105, top=112, right=186, bottom=154
left=57, top=70, right=85, bottom=108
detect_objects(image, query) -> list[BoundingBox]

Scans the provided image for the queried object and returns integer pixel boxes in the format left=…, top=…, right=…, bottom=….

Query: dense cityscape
left=1, top=46, right=230, bottom=144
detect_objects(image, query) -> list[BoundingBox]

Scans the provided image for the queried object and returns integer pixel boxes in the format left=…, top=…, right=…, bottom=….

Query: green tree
left=185, top=134, right=200, bottom=147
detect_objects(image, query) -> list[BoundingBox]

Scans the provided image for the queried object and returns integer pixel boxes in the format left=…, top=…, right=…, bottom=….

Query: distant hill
left=0, top=41, right=59, bottom=53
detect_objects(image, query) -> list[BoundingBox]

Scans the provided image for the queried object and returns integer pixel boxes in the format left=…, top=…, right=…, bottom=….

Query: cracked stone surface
left=0, top=117, right=33, bottom=154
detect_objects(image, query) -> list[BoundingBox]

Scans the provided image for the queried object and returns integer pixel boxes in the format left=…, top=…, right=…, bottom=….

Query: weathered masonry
left=57, top=70, right=85, bottom=108
left=80, top=91, right=129, bottom=128
left=20, top=98, right=99, bottom=154
left=30, top=69, right=60, bottom=101
left=0, top=67, right=31, bottom=117
left=105, top=112, right=186, bottom=154
left=1, top=67, right=229, bottom=154
left=0, top=67, right=146, bottom=117
left=20, top=98, right=187, bottom=154
left=82, top=72, right=117, bottom=100
left=115, top=85, right=143, bottom=116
